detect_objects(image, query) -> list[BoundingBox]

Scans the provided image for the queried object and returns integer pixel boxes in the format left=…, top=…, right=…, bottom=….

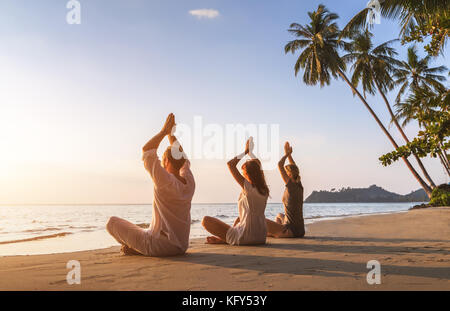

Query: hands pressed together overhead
left=161, top=113, right=176, bottom=136
left=142, top=113, right=179, bottom=153
left=284, top=142, right=293, bottom=156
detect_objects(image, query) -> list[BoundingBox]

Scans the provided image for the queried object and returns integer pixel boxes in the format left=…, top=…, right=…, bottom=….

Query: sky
left=0, top=0, right=448, bottom=204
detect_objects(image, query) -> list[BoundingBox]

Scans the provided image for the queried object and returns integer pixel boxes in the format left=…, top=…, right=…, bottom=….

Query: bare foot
left=120, top=245, right=142, bottom=256
left=205, top=236, right=227, bottom=244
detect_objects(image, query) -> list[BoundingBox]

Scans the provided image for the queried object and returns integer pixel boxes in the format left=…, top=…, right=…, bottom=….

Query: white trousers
left=106, top=216, right=183, bottom=257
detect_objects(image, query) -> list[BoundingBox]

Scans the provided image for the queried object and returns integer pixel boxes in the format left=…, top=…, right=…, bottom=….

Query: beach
left=0, top=207, right=448, bottom=291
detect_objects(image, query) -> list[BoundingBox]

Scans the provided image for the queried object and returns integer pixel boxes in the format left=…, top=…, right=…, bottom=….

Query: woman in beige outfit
left=202, top=138, right=269, bottom=245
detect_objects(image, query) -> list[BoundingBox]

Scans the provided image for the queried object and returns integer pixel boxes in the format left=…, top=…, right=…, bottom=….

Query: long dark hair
left=242, top=159, right=270, bottom=196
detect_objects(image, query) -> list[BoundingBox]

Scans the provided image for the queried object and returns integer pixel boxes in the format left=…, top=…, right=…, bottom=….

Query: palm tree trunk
left=437, top=144, right=450, bottom=177
left=438, top=151, right=450, bottom=177
left=338, top=69, right=433, bottom=198
left=444, top=152, right=449, bottom=166
left=443, top=150, right=449, bottom=162
left=423, top=120, right=450, bottom=176
left=438, top=142, right=450, bottom=168
left=373, top=79, right=436, bottom=188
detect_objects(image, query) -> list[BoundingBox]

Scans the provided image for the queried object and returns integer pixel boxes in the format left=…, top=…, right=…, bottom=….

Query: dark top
left=282, top=179, right=305, bottom=237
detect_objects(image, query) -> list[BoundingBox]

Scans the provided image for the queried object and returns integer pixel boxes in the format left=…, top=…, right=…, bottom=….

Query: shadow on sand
left=303, top=236, right=450, bottom=244
left=168, top=250, right=450, bottom=280
left=265, top=240, right=449, bottom=256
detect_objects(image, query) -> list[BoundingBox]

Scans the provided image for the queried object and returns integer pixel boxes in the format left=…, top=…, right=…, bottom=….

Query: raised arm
left=168, top=131, right=186, bottom=160
left=141, top=114, right=176, bottom=188
left=227, top=138, right=254, bottom=189
left=168, top=133, right=179, bottom=148
left=142, top=113, right=175, bottom=152
left=278, top=142, right=293, bottom=185
left=278, top=154, right=290, bottom=185
left=285, top=141, right=296, bottom=166
left=287, top=153, right=296, bottom=166
left=227, top=156, right=245, bottom=189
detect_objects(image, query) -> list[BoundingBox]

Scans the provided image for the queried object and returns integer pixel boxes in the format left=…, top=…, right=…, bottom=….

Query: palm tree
left=284, top=6, right=344, bottom=87
left=396, top=86, right=450, bottom=176
left=342, top=0, right=450, bottom=33
left=341, top=0, right=450, bottom=54
left=342, top=31, right=436, bottom=188
left=394, top=45, right=448, bottom=104
left=285, top=4, right=433, bottom=197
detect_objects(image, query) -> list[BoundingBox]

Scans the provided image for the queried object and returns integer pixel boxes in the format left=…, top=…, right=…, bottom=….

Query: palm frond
left=340, top=8, right=371, bottom=39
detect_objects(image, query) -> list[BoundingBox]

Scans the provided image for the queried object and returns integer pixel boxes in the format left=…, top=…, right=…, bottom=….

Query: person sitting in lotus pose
left=107, top=113, right=195, bottom=256
left=202, top=137, right=269, bottom=245
left=266, top=142, right=305, bottom=238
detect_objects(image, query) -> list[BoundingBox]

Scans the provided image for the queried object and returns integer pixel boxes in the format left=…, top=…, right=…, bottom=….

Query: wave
left=68, top=225, right=97, bottom=230
left=214, top=214, right=231, bottom=218
left=23, top=227, right=62, bottom=233
left=304, top=215, right=342, bottom=220
left=8, top=225, right=97, bottom=236
left=0, top=232, right=73, bottom=245
left=303, top=210, right=405, bottom=220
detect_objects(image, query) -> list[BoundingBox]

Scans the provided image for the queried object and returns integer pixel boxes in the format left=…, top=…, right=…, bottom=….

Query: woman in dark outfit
left=266, top=142, right=305, bottom=238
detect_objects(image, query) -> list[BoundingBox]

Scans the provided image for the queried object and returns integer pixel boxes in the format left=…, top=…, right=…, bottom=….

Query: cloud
left=189, top=9, right=220, bottom=19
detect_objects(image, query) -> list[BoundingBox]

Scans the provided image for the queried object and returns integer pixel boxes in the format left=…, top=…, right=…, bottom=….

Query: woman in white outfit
left=106, top=113, right=195, bottom=256
left=202, top=138, right=269, bottom=245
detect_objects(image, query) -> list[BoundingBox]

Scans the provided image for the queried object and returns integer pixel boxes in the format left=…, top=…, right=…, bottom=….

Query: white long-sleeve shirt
left=143, top=149, right=195, bottom=253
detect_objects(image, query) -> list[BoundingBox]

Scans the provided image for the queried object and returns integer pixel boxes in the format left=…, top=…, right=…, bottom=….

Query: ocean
left=0, top=202, right=421, bottom=256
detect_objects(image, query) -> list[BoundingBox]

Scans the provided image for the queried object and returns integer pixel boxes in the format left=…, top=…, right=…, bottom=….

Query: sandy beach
left=0, top=207, right=448, bottom=291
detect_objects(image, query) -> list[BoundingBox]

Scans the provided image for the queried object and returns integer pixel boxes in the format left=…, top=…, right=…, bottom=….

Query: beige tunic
left=226, top=180, right=268, bottom=245
left=106, top=148, right=195, bottom=257
left=143, top=149, right=195, bottom=254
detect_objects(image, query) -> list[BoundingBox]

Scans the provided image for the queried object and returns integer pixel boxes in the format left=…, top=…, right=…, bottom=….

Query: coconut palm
left=395, top=86, right=438, bottom=127
left=341, top=0, right=450, bottom=54
left=284, top=6, right=344, bottom=87
left=396, top=86, right=450, bottom=176
left=342, top=30, right=436, bottom=188
left=342, top=0, right=450, bottom=34
left=394, top=45, right=448, bottom=103
left=285, top=5, right=433, bottom=197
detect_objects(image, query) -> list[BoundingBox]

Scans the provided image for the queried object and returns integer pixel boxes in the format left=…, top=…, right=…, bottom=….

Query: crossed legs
left=266, top=213, right=294, bottom=238
left=201, top=216, right=231, bottom=244
left=106, top=216, right=150, bottom=255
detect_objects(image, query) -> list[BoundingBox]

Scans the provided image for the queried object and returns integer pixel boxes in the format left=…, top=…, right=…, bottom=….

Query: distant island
left=305, top=185, right=429, bottom=203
